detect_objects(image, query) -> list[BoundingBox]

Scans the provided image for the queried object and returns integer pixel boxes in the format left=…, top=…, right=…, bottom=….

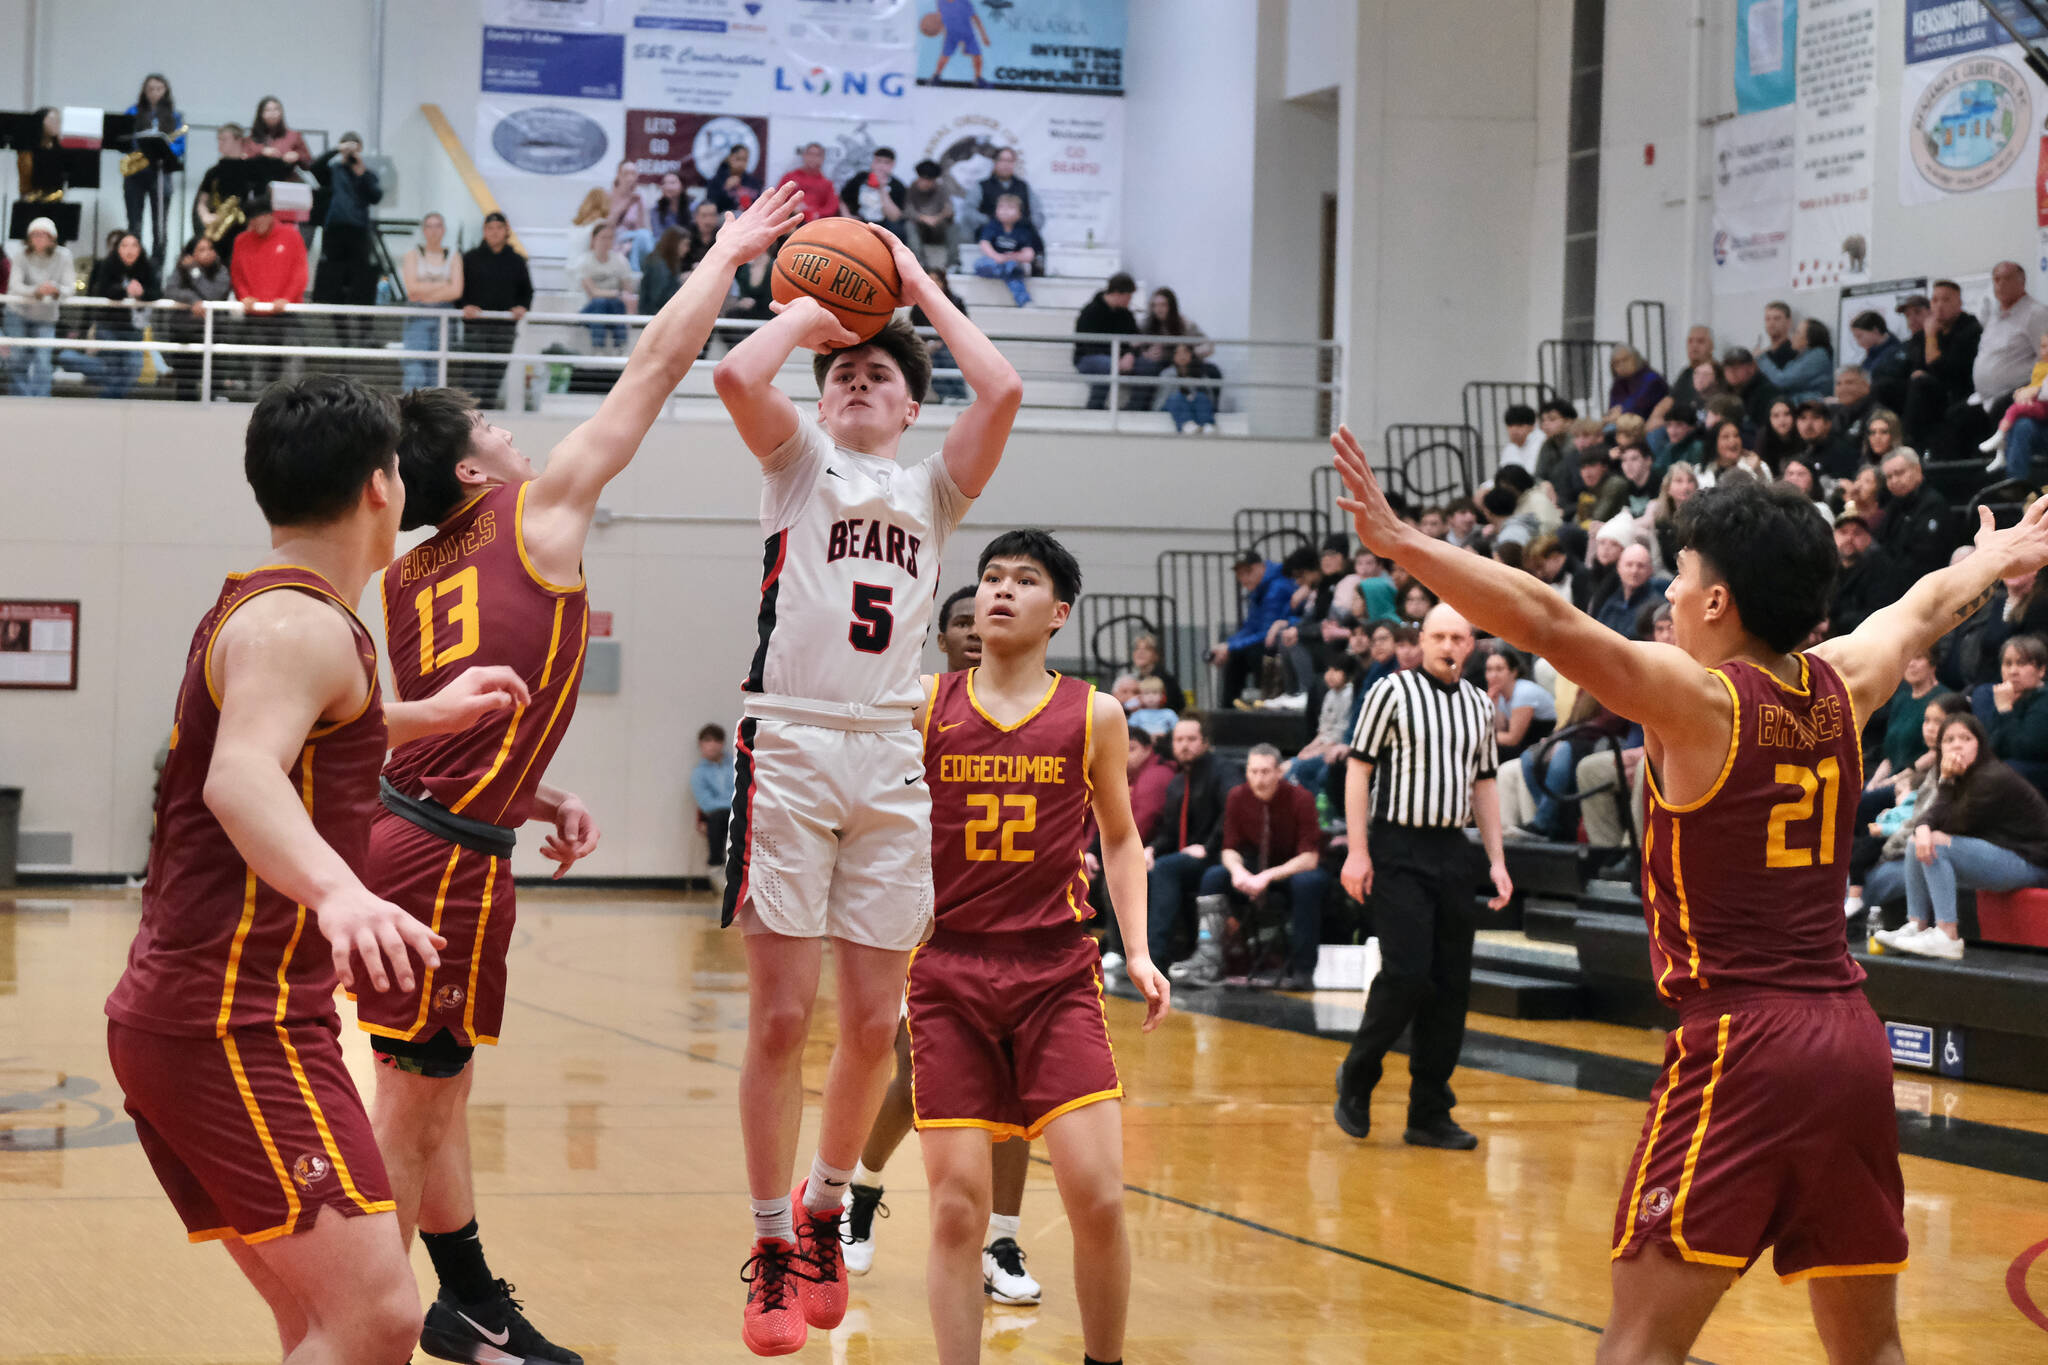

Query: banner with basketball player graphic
left=914, top=0, right=1126, bottom=97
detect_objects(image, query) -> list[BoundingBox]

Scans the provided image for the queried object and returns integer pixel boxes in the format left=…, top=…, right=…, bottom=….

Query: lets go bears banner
left=476, top=0, right=1126, bottom=250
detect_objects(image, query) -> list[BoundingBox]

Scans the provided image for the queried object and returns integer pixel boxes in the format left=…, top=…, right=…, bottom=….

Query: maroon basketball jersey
left=926, top=670, right=1097, bottom=934
left=106, top=567, right=385, bottom=1037
left=381, top=482, right=589, bottom=828
left=1642, top=653, right=1867, bottom=1004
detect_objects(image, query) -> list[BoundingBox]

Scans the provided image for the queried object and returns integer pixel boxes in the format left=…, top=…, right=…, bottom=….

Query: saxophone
left=204, top=193, right=244, bottom=242
left=122, top=121, right=187, bottom=177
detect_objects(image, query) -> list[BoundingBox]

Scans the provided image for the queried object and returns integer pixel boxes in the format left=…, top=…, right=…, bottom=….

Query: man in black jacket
left=456, top=212, right=532, bottom=408
left=838, top=147, right=908, bottom=241
left=1829, top=510, right=1911, bottom=636
left=1719, top=347, right=1780, bottom=433
left=1903, top=279, right=1982, bottom=451
left=1876, top=449, right=1956, bottom=579
left=1145, top=717, right=1233, bottom=971
left=1074, top=271, right=1140, bottom=409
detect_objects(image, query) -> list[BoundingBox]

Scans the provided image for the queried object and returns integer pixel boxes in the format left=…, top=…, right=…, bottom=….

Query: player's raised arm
left=1331, top=426, right=1720, bottom=733
left=712, top=295, right=859, bottom=461
left=1086, top=693, right=1171, bottom=1030
left=204, top=593, right=445, bottom=994
left=1816, top=497, right=2048, bottom=721
left=872, top=228, right=1022, bottom=498
left=529, top=184, right=808, bottom=528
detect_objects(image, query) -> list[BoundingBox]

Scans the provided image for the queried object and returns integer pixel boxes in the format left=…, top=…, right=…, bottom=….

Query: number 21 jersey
left=381, top=481, right=590, bottom=828
left=745, top=414, right=972, bottom=710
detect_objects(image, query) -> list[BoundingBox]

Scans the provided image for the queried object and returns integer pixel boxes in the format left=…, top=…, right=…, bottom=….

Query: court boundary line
left=502, top=994, right=1718, bottom=1358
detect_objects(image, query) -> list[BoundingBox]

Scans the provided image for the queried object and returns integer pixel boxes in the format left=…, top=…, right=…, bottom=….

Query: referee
left=1335, top=603, right=1513, bottom=1150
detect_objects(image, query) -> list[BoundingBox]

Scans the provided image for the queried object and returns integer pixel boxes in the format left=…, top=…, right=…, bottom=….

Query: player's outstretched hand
left=542, top=793, right=601, bottom=879
left=1974, top=494, right=2048, bottom=579
left=768, top=295, right=862, bottom=354
left=316, top=885, right=445, bottom=995
left=1331, top=425, right=1408, bottom=559
left=1126, top=955, right=1171, bottom=1032
left=433, top=666, right=531, bottom=732
left=717, top=182, right=807, bottom=263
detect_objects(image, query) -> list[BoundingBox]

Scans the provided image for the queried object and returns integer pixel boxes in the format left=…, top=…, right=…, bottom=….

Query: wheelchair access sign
left=1887, top=1021, right=1966, bottom=1077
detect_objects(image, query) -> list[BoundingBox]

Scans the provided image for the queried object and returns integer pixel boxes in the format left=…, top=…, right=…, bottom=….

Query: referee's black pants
left=1340, top=824, right=1479, bottom=1128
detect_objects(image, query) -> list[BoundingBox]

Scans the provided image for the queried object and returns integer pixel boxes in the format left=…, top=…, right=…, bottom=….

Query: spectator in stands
left=1123, top=727, right=1174, bottom=846
left=1760, top=300, right=1796, bottom=370
left=1719, top=346, right=1779, bottom=430
left=1592, top=542, right=1665, bottom=640
left=683, top=200, right=722, bottom=269
left=1651, top=325, right=1716, bottom=428
left=1838, top=462, right=1884, bottom=524
left=905, top=159, right=957, bottom=270
left=13, top=106, right=61, bottom=202
left=1808, top=387, right=1861, bottom=477
left=1485, top=643, right=1555, bottom=760
left=3, top=216, right=72, bottom=397
left=1128, top=677, right=1179, bottom=740
left=1127, top=633, right=1182, bottom=710
left=1903, top=279, right=1982, bottom=450
left=1865, top=649, right=1945, bottom=804
left=124, top=74, right=183, bottom=269
left=1444, top=499, right=1481, bottom=549
left=1854, top=691, right=1963, bottom=921
left=574, top=223, right=634, bottom=351
left=600, top=159, right=654, bottom=269
left=243, top=96, right=310, bottom=169
left=1873, top=713, right=2048, bottom=960
left=1524, top=532, right=1592, bottom=607
left=1074, top=271, right=1140, bottom=408
left=971, top=193, right=1040, bottom=306
left=1876, top=450, right=1954, bottom=579
left=1985, top=635, right=2048, bottom=778
left=1951, top=569, right=2048, bottom=689
left=63, top=230, right=157, bottom=399
left=1829, top=508, right=1910, bottom=636
left=1497, top=403, right=1544, bottom=474
left=310, top=133, right=382, bottom=345
left=1210, top=549, right=1295, bottom=704
left=637, top=228, right=687, bottom=318
left=1160, top=343, right=1224, bottom=433
left=977, top=146, right=1042, bottom=229
left=1342, top=548, right=1400, bottom=621
left=160, top=235, right=233, bottom=401
left=192, top=125, right=249, bottom=262
left=840, top=146, right=908, bottom=241
left=1778, top=457, right=1829, bottom=515
left=1979, top=330, right=2048, bottom=477
left=1173, top=745, right=1327, bottom=990
left=1853, top=307, right=1904, bottom=384
left=1532, top=399, right=1579, bottom=498
left=718, top=239, right=775, bottom=350
left=650, top=172, right=688, bottom=236
left=1286, top=654, right=1359, bottom=798
left=1651, top=401, right=1703, bottom=478
left=908, top=263, right=969, bottom=401
left=457, top=211, right=532, bottom=408
left=1400, top=582, right=1439, bottom=624
left=1110, top=673, right=1141, bottom=713
left=1146, top=717, right=1231, bottom=969
left=1758, top=318, right=1833, bottom=403
left=705, top=146, right=762, bottom=217
left=1138, top=287, right=1210, bottom=385
left=1608, top=440, right=1657, bottom=518
left=777, top=142, right=841, bottom=223
left=1647, top=459, right=1699, bottom=566
left=228, top=191, right=307, bottom=389
left=1603, top=344, right=1667, bottom=422
left=1757, top=398, right=1803, bottom=468
left=692, top=723, right=735, bottom=896
left=1953, top=261, right=2048, bottom=456
left=1700, top=418, right=1769, bottom=488
left=399, top=213, right=462, bottom=392
left=1571, top=445, right=1629, bottom=524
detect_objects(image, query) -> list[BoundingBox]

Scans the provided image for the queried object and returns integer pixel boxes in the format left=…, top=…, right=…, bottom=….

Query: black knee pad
left=371, top=1028, right=474, bottom=1079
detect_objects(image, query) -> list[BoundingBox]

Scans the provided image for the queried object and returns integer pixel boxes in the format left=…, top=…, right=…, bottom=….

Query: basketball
left=919, top=10, right=944, bottom=36
left=772, top=218, right=904, bottom=343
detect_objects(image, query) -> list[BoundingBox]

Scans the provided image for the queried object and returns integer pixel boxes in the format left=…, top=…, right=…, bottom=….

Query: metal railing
left=1461, top=380, right=1559, bottom=476
left=0, top=298, right=1340, bottom=437
left=1626, top=300, right=1668, bottom=380
left=1155, top=549, right=1244, bottom=712
left=1231, top=508, right=1326, bottom=560
left=1538, top=338, right=1620, bottom=412
left=1071, top=594, right=1180, bottom=692
left=1382, top=423, right=1480, bottom=507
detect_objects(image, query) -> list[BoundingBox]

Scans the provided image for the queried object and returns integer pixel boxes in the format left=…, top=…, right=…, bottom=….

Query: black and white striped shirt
left=1350, top=668, right=1499, bottom=828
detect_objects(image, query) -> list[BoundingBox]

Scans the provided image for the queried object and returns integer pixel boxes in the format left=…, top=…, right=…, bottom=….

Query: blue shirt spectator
left=1227, top=559, right=1297, bottom=651
left=692, top=745, right=735, bottom=816
left=1757, top=318, right=1835, bottom=403
left=1593, top=543, right=1668, bottom=639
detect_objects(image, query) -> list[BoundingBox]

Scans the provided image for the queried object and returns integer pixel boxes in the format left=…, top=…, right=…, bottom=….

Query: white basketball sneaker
left=841, top=1183, right=886, bottom=1276
left=982, top=1237, right=1042, bottom=1305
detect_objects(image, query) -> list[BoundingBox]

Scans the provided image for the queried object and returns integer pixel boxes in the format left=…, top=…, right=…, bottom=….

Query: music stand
left=129, top=129, right=185, bottom=175
left=8, top=201, right=83, bottom=243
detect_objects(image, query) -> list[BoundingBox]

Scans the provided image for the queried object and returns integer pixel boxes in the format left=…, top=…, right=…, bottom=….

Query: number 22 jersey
left=745, top=414, right=972, bottom=711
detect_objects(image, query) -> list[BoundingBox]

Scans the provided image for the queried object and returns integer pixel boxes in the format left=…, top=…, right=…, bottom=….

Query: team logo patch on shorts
left=291, top=1154, right=332, bottom=1191
left=1640, top=1187, right=1673, bottom=1224
left=434, top=984, right=466, bottom=1013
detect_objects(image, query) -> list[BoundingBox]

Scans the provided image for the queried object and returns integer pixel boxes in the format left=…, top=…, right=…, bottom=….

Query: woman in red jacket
left=242, top=96, right=310, bottom=169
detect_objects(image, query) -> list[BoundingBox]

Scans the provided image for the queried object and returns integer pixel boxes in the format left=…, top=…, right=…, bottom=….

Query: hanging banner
left=625, top=32, right=778, bottom=110
left=631, top=0, right=774, bottom=38
left=624, top=110, right=768, bottom=191
left=475, top=95, right=624, bottom=227
left=763, top=114, right=914, bottom=201
left=1736, top=0, right=1799, bottom=112
left=483, top=26, right=628, bottom=99
left=1789, top=0, right=1876, bottom=289
left=2038, top=129, right=2048, bottom=276
left=1898, top=46, right=2043, bottom=205
left=910, top=91, right=1121, bottom=247
left=485, top=0, right=610, bottom=28
left=916, top=0, right=1126, bottom=97
left=1905, top=0, right=2047, bottom=66
left=1711, top=106, right=1796, bottom=294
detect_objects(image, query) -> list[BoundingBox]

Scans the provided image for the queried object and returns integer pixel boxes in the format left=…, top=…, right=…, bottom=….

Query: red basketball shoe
left=739, top=1237, right=809, bottom=1356
left=791, top=1180, right=850, bottom=1329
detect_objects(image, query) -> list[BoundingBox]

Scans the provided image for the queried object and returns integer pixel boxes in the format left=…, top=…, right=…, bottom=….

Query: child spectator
left=1499, top=404, right=1544, bottom=474
left=1161, top=343, right=1223, bottom=433
left=1980, top=330, right=2048, bottom=471
left=973, top=193, right=1042, bottom=305
left=1285, top=654, right=1359, bottom=801
left=692, top=724, right=736, bottom=894
left=1129, top=678, right=1180, bottom=739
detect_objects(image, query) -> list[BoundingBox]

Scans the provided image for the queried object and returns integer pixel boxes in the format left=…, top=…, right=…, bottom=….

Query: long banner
left=1712, top=107, right=1796, bottom=295
left=1788, top=0, right=1876, bottom=289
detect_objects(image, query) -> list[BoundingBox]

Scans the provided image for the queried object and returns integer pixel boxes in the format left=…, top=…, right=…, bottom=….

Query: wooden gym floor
left=3, top=887, right=2045, bottom=1363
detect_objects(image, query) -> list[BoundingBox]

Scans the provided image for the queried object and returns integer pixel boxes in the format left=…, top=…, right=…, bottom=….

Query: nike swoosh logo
left=937, top=720, right=963, bottom=731
left=827, top=467, right=847, bottom=480
left=904, top=775, right=921, bottom=785
left=457, top=1311, right=512, bottom=1347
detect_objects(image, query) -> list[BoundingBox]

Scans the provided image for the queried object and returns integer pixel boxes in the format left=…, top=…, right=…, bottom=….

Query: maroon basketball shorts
left=108, top=1016, right=394, bottom=1244
left=354, top=812, right=514, bottom=1048
left=1612, top=986, right=1908, bottom=1283
left=907, top=925, right=1122, bottom=1139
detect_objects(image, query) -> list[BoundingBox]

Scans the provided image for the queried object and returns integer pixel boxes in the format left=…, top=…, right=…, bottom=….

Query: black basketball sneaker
left=419, top=1280, right=583, bottom=1365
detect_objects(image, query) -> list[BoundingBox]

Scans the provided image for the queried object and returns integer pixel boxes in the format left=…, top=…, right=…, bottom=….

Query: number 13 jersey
left=746, top=415, right=972, bottom=711
left=1642, top=652, right=1866, bottom=1005
left=381, top=481, right=590, bottom=828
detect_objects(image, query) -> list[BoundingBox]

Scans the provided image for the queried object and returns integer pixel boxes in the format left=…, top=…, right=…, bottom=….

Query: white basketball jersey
left=743, top=414, right=973, bottom=710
